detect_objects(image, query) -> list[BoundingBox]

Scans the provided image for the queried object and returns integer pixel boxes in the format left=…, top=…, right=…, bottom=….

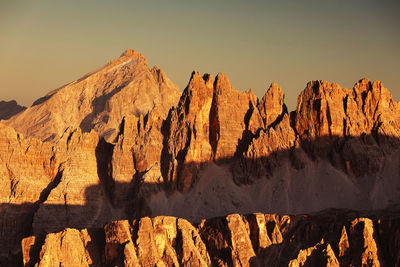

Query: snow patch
left=106, top=59, right=136, bottom=73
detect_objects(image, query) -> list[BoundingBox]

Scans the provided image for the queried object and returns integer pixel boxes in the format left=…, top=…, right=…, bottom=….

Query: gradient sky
left=0, top=0, right=399, bottom=110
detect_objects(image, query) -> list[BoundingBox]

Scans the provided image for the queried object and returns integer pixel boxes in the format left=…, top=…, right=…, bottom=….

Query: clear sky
left=0, top=0, right=399, bottom=110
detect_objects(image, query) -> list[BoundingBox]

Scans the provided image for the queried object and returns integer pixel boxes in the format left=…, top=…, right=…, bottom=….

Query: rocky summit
left=1, top=50, right=400, bottom=266
left=4, top=49, right=181, bottom=143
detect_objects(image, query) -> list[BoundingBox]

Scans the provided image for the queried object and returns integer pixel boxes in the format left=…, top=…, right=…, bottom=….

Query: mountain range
left=1, top=49, right=400, bottom=266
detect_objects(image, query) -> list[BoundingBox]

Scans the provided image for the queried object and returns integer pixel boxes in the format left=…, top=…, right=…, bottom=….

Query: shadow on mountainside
left=1, top=133, right=400, bottom=265
left=79, top=82, right=131, bottom=134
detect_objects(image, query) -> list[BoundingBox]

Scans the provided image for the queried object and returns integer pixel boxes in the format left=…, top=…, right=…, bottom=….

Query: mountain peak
left=114, top=49, right=148, bottom=67
left=120, top=49, right=143, bottom=58
left=151, top=66, right=165, bottom=82
left=258, top=82, right=286, bottom=128
left=214, top=72, right=232, bottom=93
left=267, top=82, right=283, bottom=94
left=4, top=49, right=180, bottom=142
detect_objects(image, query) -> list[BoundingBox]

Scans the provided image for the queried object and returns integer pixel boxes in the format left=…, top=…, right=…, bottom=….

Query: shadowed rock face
left=0, top=50, right=400, bottom=265
left=4, top=49, right=181, bottom=142
left=0, top=100, right=26, bottom=120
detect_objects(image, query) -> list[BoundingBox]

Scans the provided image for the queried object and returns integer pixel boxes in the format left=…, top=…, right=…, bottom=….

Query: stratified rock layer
left=22, top=210, right=400, bottom=266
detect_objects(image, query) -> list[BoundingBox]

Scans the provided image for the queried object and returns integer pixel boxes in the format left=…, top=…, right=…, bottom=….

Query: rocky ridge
left=4, top=49, right=181, bottom=142
left=21, top=209, right=400, bottom=266
left=0, top=50, right=400, bottom=265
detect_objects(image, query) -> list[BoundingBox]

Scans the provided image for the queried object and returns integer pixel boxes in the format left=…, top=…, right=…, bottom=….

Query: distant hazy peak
left=0, top=100, right=26, bottom=120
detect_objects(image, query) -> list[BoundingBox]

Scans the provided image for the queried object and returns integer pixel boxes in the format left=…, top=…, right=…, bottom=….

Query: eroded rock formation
left=1, top=50, right=400, bottom=265
left=21, top=210, right=400, bottom=266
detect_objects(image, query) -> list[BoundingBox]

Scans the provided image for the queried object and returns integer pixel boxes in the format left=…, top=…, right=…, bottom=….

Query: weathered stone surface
left=5, top=49, right=180, bottom=142
left=32, top=129, right=116, bottom=235
left=162, top=71, right=263, bottom=191
left=22, top=210, right=400, bottom=267
left=211, top=73, right=261, bottom=161
left=102, top=216, right=211, bottom=266
left=294, top=80, right=348, bottom=138
left=338, top=226, right=350, bottom=261
left=0, top=123, right=57, bottom=259
left=21, top=236, right=36, bottom=266
left=288, top=239, right=340, bottom=267
left=292, top=79, right=400, bottom=178
left=349, top=218, right=381, bottom=267
left=111, top=115, right=139, bottom=207
left=258, top=82, right=286, bottom=128
left=294, top=78, right=400, bottom=141
left=2, top=74, right=400, bottom=264
left=232, top=83, right=295, bottom=183
left=226, top=214, right=255, bottom=266
left=0, top=123, right=126, bottom=259
left=2, top=49, right=400, bottom=266
left=104, top=220, right=139, bottom=266
left=162, top=71, right=215, bottom=192
left=111, top=110, right=166, bottom=212
left=132, top=111, right=165, bottom=185
left=247, top=213, right=272, bottom=252
left=177, top=218, right=211, bottom=266
left=31, top=228, right=90, bottom=267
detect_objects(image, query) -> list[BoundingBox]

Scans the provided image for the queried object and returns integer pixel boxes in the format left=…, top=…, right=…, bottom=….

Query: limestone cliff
left=22, top=210, right=400, bottom=266
left=1, top=50, right=400, bottom=266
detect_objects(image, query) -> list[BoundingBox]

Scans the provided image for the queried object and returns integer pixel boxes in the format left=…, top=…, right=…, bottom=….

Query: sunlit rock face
left=22, top=210, right=400, bottom=266
left=1, top=50, right=400, bottom=265
left=294, top=78, right=400, bottom=140
left=161, top=71, right=264, bottom=192
left=4, top=49, right=181, bottom=143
